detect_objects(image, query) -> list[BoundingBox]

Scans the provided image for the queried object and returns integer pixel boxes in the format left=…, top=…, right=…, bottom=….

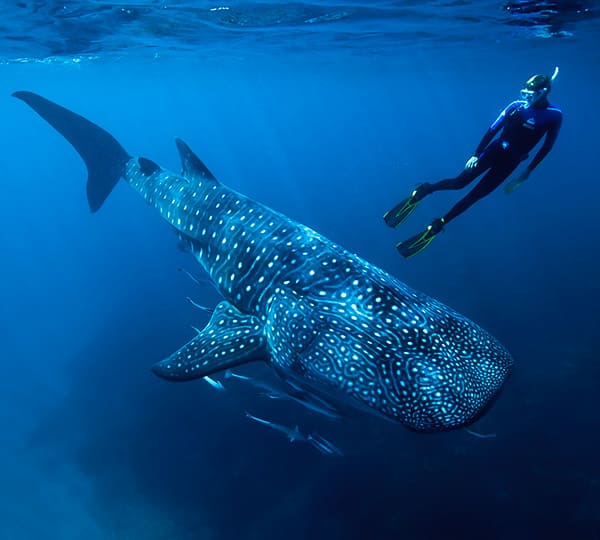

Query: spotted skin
left=15, top=92, right=513, bottom=433
left=126, top=147, right=512, bottom=433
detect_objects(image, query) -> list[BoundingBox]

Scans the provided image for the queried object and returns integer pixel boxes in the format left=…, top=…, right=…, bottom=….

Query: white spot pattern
left=127, top=155, right=512, bottom=432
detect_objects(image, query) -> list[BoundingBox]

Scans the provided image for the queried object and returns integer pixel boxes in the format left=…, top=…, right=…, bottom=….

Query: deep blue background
left=1, top=40, right=599, bottom=539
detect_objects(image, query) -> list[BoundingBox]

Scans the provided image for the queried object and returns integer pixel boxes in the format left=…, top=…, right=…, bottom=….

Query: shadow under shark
left=14, top=91, right=513, bottom=433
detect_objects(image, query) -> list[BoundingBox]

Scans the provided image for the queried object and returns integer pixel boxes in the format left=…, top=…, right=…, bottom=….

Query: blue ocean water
left=1, top=1, right=599, bottom=539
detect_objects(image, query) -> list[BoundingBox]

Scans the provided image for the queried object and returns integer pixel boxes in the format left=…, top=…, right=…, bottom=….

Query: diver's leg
left=384, top=165, right=484, bottom=228
left=395, top=146, right=510, bottom=257
left=423, top=142, right=501, bottom=198
left=422, top=169, right=477, bottom=197
left=395, top=162, right=516, bottom=258
left=385, top=145, right=495, bottom=229
left=442, top=162, right=518, bottom=224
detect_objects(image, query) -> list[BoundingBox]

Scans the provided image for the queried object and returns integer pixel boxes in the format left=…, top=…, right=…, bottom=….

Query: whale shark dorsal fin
left=175, top=138, right=218, bottom=182
left=152, top=301, right=268, bottom=381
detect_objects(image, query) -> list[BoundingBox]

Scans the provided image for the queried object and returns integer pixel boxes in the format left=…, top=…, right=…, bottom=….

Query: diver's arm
left=465, top=128, right=495, bottom=170
left=525, top=115, right=562, bottom=173
left=505, top=113, right=562, bottom=195
left=465, top=128, right=499, bottom=170
left=473, top=128, right=497, bottom=157
left=467, top=102, right=519, bottom=169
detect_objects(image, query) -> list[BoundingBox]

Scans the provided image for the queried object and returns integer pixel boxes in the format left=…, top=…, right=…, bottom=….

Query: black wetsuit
left=426, top=98, right=562, bottom=223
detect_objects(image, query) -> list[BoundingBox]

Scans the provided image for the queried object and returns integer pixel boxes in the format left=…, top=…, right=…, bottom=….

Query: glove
left=465, top=156, right=479, bottom=170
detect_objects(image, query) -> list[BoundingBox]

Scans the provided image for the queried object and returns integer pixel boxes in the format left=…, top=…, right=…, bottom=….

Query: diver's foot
left=429, top=217, right=445, bottom=234
left=383, top=183, right=432, bottom=229
left=412, top=182, right=432, bottom=202
left=396, top=217, right=444, bottom=259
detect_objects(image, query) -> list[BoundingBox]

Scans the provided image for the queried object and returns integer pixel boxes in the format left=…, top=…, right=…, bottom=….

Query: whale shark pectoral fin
left=152, top=301, right=268, bottom=381
left=174, top=138, right=218, bottom=182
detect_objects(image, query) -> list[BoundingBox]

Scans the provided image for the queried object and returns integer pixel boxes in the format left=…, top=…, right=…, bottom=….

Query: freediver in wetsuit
left=385, top=67, right=563, bottom=258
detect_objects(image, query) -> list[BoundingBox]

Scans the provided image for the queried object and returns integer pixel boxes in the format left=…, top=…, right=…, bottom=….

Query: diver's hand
left=504, top=180, right=521, bottom=195
left=504, top=169, right=531, bottom=195
left=465, top=156, right=479, bottom=170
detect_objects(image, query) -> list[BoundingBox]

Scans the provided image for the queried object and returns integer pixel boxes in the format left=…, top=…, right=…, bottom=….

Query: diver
left=385, top=67, right=562, bottom=258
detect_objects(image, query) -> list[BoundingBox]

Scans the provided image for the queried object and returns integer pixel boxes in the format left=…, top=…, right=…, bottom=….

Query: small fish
left=465, top=428, right=497, bottom=439
left=245, top=412, right=342, bottom=456
left=226, top=370, right=342, bottom=420
left=178, top=267, right=219, bottom=292
left=185, top=296, right=214, bottom=315
left=203, top=376, right=225, bottom=392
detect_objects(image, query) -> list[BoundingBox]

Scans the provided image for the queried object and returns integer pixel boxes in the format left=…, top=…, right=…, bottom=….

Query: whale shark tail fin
left=12, top=91, right=131, bottom=213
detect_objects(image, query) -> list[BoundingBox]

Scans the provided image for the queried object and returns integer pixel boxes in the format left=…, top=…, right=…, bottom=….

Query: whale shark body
left=14, top=91, right=512, bottom=433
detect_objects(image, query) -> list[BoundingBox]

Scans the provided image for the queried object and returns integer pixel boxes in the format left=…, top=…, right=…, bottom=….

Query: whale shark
left=13, top=91, right=513, bottom=433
